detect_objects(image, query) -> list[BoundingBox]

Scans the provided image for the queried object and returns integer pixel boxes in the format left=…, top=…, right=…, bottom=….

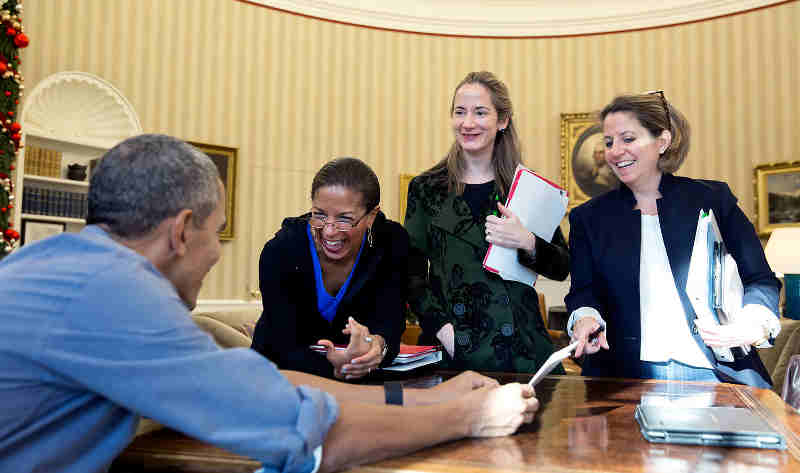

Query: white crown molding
left=21, top=71, right=142, bottom=149
left=252, top=0, right=788, bottom=37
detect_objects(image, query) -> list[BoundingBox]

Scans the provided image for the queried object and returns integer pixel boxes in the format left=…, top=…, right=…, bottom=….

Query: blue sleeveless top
left=306, top=225, right=366, bottom=323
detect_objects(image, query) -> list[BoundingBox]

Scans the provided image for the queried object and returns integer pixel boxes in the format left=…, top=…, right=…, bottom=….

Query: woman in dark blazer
left=251, top=158, right=408, bottom=380
left=405, top=71, right=569, bottom=373
left=566, top=92, right=781, bottom=387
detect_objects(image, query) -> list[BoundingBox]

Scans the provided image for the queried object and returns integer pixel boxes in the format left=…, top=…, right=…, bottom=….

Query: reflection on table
left=111, top=374, right=800, bottom=473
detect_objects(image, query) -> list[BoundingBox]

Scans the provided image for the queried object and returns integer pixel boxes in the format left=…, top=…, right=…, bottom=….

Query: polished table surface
left=111, top=374, right=800, bottom=473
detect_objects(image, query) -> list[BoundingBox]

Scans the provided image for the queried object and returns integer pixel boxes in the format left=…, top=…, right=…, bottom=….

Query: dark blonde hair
left=600, top=93, right=691, bottom=173
left=423, top=71, right=523, bottom=196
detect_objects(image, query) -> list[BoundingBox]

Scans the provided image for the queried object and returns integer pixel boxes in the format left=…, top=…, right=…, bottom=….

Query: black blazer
left=251, top=212, right=409, bottom=378
left=566, top=173, right=780, bottom=387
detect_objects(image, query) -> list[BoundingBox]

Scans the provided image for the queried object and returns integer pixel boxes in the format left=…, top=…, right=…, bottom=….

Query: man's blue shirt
left=0, top=225, right=338, bottom=473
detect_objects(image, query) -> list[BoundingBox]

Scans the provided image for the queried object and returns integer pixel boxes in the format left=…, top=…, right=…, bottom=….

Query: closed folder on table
left=482, top=164, right=568, bottom=287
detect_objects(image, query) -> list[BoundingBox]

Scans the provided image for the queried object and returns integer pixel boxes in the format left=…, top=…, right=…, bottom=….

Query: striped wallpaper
left=21, top=0, right=799, bottom=300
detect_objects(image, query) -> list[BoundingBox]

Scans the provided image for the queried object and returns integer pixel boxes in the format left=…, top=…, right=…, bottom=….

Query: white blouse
left=639, top=214, right=713, bottom=368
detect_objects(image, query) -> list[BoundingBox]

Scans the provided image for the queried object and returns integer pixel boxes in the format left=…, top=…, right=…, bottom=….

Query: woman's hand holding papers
left=485, top=203, right=535, bottom=252
left=695, top=316, right=766, bottom=348
left=571, top=316, right=610, bottom=358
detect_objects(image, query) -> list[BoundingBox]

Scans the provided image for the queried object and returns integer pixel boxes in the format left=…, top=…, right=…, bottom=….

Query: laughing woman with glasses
left=565, top=93, right=781, bottom=387
left=251, top=157, right=409, bottom=380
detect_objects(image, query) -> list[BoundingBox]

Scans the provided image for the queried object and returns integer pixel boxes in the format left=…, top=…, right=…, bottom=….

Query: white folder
left=686, top=209, right=749, bottom=363
left=482, top=164, right=568, bottom=287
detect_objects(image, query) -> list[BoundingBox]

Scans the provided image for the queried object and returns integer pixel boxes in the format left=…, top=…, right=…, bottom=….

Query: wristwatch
left=384, top=381, right=403, bottom=405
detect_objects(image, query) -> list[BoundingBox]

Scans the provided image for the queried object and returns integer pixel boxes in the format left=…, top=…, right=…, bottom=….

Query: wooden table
left=111, top=375, right=800, bottom=473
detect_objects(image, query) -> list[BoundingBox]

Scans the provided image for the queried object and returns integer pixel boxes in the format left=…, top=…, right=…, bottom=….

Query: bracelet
left=384, top=381, right=403, bottom=406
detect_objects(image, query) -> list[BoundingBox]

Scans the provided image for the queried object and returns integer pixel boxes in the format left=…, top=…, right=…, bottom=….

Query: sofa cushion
left=758, top=318, right=800, bottom=394
left=191, top=309, right=261, bottom=348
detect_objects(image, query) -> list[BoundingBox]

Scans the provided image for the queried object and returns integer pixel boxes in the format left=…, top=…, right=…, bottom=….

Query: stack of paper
left=483, top=164, right=568, bottom=287
left=309, top=344, right=442, bottom=372
left=383, top=344, right=442, bottom=372
left=686, top=209, right=749, bottom=362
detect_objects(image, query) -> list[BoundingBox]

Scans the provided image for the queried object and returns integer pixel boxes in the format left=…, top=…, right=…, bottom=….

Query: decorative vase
left=67, top=163, right=87, bottom=181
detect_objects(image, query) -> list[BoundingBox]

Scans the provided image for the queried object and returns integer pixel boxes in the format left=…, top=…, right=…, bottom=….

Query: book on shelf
left=309, top=343, right=442, bottom=371
left=24, top=145, right=63, bottom=178
left=22, top=186, right=88, bottom=219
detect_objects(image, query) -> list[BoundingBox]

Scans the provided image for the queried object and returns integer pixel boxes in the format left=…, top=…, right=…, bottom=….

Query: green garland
left=0, top=0, right=26, bottom=255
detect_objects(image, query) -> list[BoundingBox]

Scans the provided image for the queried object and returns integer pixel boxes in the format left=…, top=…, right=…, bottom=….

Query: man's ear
left=169, top=209, right=194, bottom=256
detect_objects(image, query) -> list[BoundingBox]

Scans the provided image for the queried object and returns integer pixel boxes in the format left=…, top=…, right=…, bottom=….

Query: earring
left=367, top=227, right=374, bottom=248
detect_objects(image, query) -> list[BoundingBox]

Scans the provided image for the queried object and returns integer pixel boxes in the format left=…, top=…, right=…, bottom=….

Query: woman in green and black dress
left=405, top=71, right=570, bottom=373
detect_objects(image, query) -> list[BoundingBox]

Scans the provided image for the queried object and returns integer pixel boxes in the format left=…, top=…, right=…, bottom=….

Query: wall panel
left=21, top=0, right=800, bottom=300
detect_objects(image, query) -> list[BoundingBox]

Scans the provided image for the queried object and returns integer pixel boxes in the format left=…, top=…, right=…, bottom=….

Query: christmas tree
left=0, top=0, right=26, bottom=256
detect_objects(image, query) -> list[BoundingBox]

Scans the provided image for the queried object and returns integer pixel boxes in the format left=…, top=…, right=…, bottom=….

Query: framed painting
left=754, top=161, right=800, bottom=238
left=22, top=219, right=65, bottom=245
left=399, top=173, right=415, bottom=222
left=187, top=141, right=237, bottom=240
left=560, top=112, right=619, bottom=209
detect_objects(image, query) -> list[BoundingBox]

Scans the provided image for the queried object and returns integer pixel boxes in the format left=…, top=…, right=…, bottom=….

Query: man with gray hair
left=0, top=134, right=539, bottom=473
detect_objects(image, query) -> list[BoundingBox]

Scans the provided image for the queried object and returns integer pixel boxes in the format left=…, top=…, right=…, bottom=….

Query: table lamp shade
left=765, top=228, right=800, bottom=319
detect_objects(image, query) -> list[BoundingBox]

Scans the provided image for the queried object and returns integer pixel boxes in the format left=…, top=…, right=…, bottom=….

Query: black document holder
left=634, top=404, right=786, bottom=450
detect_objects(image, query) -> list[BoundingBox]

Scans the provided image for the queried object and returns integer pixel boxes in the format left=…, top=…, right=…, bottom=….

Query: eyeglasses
left=309, top=209, right=372, bottom=232
left=647, top=90, right=671, bottom=132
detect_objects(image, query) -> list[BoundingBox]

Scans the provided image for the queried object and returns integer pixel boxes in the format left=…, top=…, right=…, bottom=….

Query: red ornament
left=0, top=63, right=6, bottom=74
left=7, top=203, right=12, bottom=209
left=1, top=208, right=7, bottom=213
left=10, top=133, right=20, bottom=141
left=5, top=27, right=15, bottom=37
left=4, top=91, right=9, bottom=97
left=13, top=33, right=28, bottom=48
left=8, top=164, right=13, bottom=170
left=9, top=122, right=20, bottom=132
left=7, top=111, right=13, bottom=117
left=0, top=172, right=6, bottom=178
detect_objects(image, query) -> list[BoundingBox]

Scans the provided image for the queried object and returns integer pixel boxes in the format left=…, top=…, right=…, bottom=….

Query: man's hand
left=571, top=316, right=609, bottom=358
left=423, top=371, right=499, bottom=404
left=464, top=383, right=539, bottom=437
left=485, top=203, right=535, bottom=252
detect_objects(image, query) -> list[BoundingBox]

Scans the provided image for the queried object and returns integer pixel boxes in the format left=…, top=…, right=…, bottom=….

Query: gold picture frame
left=187, top=141, right=237, bottom=240
left=753, top=161, right=800, bottom=238
left=560, top=112, right=619, bottom=209
left=22, top=219, right=65, bottom=245
left=399, top=173, right=415, bottom=222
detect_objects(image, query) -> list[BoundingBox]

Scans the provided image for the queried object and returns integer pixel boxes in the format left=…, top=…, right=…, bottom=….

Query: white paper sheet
left=483, top=164, right=568, bottom=287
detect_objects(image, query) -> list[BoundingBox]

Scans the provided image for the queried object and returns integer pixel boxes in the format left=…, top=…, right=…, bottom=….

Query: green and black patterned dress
left=405, top=171, right=570, bottom=373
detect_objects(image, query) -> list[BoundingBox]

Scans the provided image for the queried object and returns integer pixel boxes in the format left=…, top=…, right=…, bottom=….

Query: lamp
left=765, top=228, right=800, bottom=319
